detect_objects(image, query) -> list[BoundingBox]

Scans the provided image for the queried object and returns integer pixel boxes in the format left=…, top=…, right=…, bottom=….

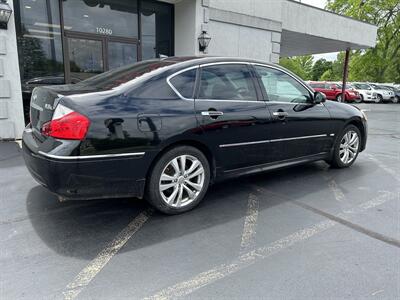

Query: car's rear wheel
left=336, top=94, right=343, bottom=102
left=393, top=96, right=399, bottom=103
left=359, top=94, right=364, bottom=103
left=377, top=94, right=383, bottom=103
left=328, top=125, right=361, bottom=168
left=146, top=146, right=210, bottom=214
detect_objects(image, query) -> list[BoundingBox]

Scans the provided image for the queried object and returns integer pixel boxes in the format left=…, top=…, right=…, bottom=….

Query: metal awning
left=280, top=0, right=377, bottom=57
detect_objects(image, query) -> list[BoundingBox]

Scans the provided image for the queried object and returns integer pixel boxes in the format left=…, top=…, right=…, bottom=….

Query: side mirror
left=314, top=92, right=326, bottom=104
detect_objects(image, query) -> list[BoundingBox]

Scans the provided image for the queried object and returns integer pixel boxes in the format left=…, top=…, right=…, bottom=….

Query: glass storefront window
left=68, top=38, right=104, bottom=81
left=62, top=0, right=138, bottom=38
left=141, top=0, right=173, bottom=60
left=16, top=0, right=64, bottom=83
left=108, top=42, right=138, bottom=69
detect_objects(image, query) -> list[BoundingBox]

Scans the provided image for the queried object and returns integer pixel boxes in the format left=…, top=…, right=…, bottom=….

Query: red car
left=309, top=82, right=361, bottom=103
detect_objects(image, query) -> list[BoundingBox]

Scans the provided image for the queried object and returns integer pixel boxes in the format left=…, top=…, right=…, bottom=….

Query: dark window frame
left=195, top=63, right=260, bottom=102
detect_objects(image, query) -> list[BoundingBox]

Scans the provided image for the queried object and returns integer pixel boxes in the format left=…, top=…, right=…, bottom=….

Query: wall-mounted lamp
left=198, top=30, right=211, bottom=52
left=0, top=0, right=12, bottom=30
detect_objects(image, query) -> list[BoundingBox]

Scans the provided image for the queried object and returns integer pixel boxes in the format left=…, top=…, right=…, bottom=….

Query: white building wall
left=174, top=0, right=200, bottom=56
left=0, top=0, right=25, bottom=140
left=178, top=0, right=283, bottom=63
left=207, top=21, right=273, bottom=61
left=208, top=0, right=284, bottom=23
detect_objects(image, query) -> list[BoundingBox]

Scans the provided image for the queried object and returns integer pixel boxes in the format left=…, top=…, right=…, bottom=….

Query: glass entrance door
left=65, top=33, right=138, bottom=83
left=67, top=37, right=104, bottom=82
left=108, top=41, right=138, bottom=69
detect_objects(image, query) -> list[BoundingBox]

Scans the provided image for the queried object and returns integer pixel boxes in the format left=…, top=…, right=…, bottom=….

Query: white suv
left=369, top=84, right=396, bottom=103
left=352, top=83, right=378, bottom=103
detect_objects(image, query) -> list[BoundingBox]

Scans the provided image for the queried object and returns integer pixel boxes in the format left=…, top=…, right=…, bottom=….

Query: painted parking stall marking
left=239, top=193, right=260, bottom=254
left=63, top=208, right=153, bottom=300
left=144, top=190, right=397, bottom=300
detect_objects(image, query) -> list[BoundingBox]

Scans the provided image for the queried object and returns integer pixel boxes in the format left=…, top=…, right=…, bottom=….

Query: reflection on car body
left=22, top=57, right=368, bottom=214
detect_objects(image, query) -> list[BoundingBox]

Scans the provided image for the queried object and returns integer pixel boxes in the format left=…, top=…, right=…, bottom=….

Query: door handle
left=201, top=111, right=224, bottom=118
left=273, top=111, right=289, bottom=119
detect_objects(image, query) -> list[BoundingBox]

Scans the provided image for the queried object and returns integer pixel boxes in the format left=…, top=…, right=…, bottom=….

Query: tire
left=336, top=94, right=343, bottom=102
left=377, top=94, right=383, bottom=103
left=359, top=95, right=364, bottom=103
left=328, top=125, right=361, bottom=169
left=393, top=96, right=399, bottom=104
left=146, top=146, right=210, bottom=214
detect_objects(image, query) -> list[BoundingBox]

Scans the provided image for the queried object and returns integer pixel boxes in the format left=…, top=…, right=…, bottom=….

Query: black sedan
left=22, top=57, right=368, bottom=214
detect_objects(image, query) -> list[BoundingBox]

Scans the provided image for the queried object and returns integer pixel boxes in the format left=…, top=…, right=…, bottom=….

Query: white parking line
left=239, top=193, right=259, bottom=254
left=63, top=208, right=153, bottom=300
left=366, top=154, right=400, bottom=182
left=144, top=192, right=395, bottom=300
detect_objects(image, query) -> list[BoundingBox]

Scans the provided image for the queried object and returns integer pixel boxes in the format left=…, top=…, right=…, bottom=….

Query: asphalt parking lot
left=1, top=103, right=399, bottom=300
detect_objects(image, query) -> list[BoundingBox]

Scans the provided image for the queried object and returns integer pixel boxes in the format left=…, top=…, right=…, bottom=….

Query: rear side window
left=169, top=68, right=197, bottom=99
left=198, top=64, right=257, bottom=101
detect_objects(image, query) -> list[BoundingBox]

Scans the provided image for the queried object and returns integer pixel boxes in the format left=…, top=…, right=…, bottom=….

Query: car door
left=194, top=63, right=273, bottom=171
left=253, top=64, right=334, bottom=161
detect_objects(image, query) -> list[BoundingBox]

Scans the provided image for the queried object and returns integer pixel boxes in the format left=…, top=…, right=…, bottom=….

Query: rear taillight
left=41, top=104, right=90, bottom=140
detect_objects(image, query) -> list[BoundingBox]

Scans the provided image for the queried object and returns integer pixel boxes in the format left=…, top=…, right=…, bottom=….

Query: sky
left=296, top=0, right=339, bottom=61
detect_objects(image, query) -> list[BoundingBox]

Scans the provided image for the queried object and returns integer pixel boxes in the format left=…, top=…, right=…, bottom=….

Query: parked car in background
left=381, top=85, right=400, bottom=103
left=22, top=57, right=368, bottom=214
left=369, top=84, right=396, bottom=103
left=308, top=82, right=361, bottom=103
left=352, top=83, right=379, bottom=103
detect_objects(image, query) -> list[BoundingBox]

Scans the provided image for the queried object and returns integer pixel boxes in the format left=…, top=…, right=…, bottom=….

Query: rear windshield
left=75, top=60, right=176, bottom=90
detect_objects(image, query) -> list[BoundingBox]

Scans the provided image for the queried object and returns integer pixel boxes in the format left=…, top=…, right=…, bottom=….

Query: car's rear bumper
left=22, top=128, right=147, bottom=200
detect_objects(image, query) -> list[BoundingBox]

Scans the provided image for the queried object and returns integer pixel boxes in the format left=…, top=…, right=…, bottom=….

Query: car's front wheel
left=146, top=146, right=210, bottom=214
left=377, top=94, right=383, bottom=103
left=328, top=125, right=361, bottom=168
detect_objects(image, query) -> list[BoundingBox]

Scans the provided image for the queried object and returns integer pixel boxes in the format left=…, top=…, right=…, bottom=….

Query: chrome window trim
left=195, top=99, right=262, bottom=103
left=219, top=134, right=332, bottom=148
left=166, top=66, right=199, bottom=101
left=166, top=60, right=317, bottom=104
left=38, top=151, right=145, bottom=160
left=199, top=61, right=251, bottom=67
left=250, top=63, right=316, bottom=103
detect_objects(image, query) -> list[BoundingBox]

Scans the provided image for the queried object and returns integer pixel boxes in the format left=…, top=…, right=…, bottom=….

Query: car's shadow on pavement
left=26, top=160, right=368, bottom=260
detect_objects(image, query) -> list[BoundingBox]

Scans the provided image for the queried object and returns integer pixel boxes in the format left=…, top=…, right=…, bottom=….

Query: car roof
left=161, top=56, right=279, bottom=70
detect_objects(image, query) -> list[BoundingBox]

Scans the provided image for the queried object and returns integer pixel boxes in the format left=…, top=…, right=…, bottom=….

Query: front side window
left=198, top=64, right=257, bottom=101
left=169, top=69, right=197, bottom=99
left=254, top=66, right=311, bottom=103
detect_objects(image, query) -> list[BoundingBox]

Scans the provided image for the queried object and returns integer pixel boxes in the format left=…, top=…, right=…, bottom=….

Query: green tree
left=279, top=55, right=314, bottom=80
left=311, top=59, right=333, bottom=81
left=327, top=0, right=400, bottom=83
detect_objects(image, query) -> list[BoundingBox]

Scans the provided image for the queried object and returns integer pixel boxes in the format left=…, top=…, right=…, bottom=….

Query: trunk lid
left=29, top=84, right=101, bottom=140
left=30, top=87, right=63, bottom=139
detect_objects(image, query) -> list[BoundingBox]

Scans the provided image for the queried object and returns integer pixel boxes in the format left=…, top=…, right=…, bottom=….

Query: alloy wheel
left=159, top=155, right=205, bottom=208
left=339, top=130, right=360, bottom=165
